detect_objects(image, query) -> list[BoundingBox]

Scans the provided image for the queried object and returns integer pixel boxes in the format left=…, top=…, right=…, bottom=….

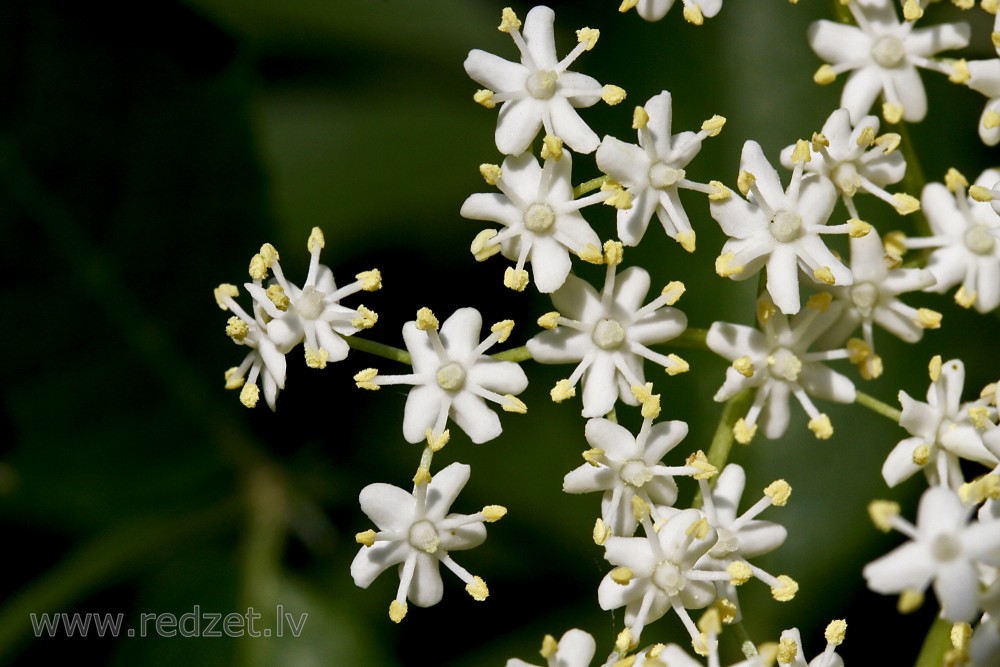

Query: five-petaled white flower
left=357, top=307, right=528, bottom=446
left=506, top=629, right=597, bottom=667
left=807, top=0, right=970, bottom=123
left=863, top=485, right=1000, bottom=623
left=707, top=296, right=857, bottom=443
left=621, top=0, right=723, bottom=25
left=461, top=151, right=603, bottom=294
left=711, top=140, right=849, bottom=315
left=351, top=462, right=496, bottom=622
left=903, top=169, right=1000, bottom=313
left=464, top=5, right=621, bottom=155
left=776, top=625, right=846, bottom=667
left=527, top=256, right=689, bottom=418
left=596, top=90, right=722, bottom=249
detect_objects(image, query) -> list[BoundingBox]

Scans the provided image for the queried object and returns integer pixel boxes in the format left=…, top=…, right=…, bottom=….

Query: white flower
left=863, top=485, right=1000, bottom=622
left=461, top=151, right=603, bottom=293
left=598, top=508, right=723, bottom=644
left=351, top=462, right=494, bottom=621
left=807, top=1, right=970, bottom=123
left=707, top=296, right=856, bottom=443
left=506, top=629, right=597, bottom=667
left=563, top=417, right=698, bottom=537
left=778, top=108, right=907, bottom=220
left=882, top=357, right=997, bottom=488
left=776, top=625, right=845, bottom=667
left=622, top=0, right=723, bottom=24
left=464, top=6, right=619, bottom=155
left=710, top=140, right=848, bottom=315
left=903, top=169, right=1000, bottom=313
left=360, top=307, right=528, bottom=445
left=967, top=58, right=1000, bottom=147
left=596, top=90, right=721, bottom=248
left=527, top=258, right=689, bottom=418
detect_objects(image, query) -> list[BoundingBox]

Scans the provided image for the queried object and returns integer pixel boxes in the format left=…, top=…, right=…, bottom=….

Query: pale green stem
left=574, top=175, right=608, bottom=198
left=492, top=345, right=532, bottom=362
left=855, top=390, right=902, bottom=423
left=605, top=408, right=618, bottom=424
left=669, top=327, right=709, bottom=350
left=693, top=388, right=756, bottom=508
left=914, top=617, right=953, bottom=667
left=347, top=335, right=413, bottom=365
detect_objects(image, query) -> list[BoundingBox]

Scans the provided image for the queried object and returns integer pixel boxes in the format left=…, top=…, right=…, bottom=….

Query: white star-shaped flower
left=621, top=0, right=723, bottom=25
left=596, top=90, right=722, bottom=249
left=527, top=254, right=689, bottom=418
left=506, top=629, right=597, bottom=667
left=707, top=296, right=856, bottom=443
left=358, top=308, right=528, bottom=445
left=807, top=1, right=970, bottom=123
left=461, top=151, right=603, bottom=294
left=351, top=462, right=497, bottom=622
left=465, top=6, right=622, bottom=155
left=882, top=357, right=997, bottom=488
left=903, top=169, right=1000, bottom=313
left=711, top=140, right=848, bottom=315
left=863, top=485, right=1000, bottom=623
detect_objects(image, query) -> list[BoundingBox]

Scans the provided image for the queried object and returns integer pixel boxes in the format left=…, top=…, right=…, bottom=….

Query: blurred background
left=1, top=0, right=997, bottom=665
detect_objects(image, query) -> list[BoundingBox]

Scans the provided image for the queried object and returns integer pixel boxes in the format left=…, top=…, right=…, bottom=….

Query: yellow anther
left=355, top=529, right=376, bottom=547
left=986, top=111, right=1000, bottom=129
left=916, top=308, right=942, bottom=329
left=266, top=284, right=290, bottom=311
left=226, top=316, right=249, bottom=342
left=604, top=239, right=625, bottom=265
left=354, top=368, right=379, bottom=390
left=537, top=311, right=561, bottom=331
left=912, top=444, right=931, bottom=466
left=892, top=193, right=920, bottom=215
left=949, top=59, right=970, bottom=84
left=960, top=475, right=1000, bottom=504
left=473, top=89, right=496, bottom=109
left=351, top=305, right=378, bottom=330
left=582, top=448, right=605, bottom=467
left=757, top=298, right=777, bottom=324
left=224, top=367, right=245, bottom=390
left=491, top=319, right=515, bottom=343
left=982, top=382, right=998, bottom=403
left=777, top=637, right=799, bottom=664
left=813, top=266, right=836, bottom=285
left=687, top=450, right=717, bottom=480
left=814, top=64, right=837, bottom=85
left=683, top=3, right=705, bottom=24
left=945, top=168, right=969, bottom=193
left=661, top=281, right=686, bottom=305
left=413, top=467, right=432, bottom=486
left=882, top=102, right=904, bottom=124
left=764, top=479, right=792, bottom=506
left=952, top=0, right=974, bottom=7
left=632, top=105, right=649, bottom=130
left=416, top=307, right=439, bottom=331
left=248, top=254, right=269, bottom=281
left=240, top=383, right=260, bottom=408
left=602, top=84, right=627, bottom=105
left=498, top=7, right=521, bottom=33
left=471, top=229, right=501, bottom=262
left=425, top=428, right=450, bottom=451
left=479, top=163, right=502, bottom=185
left=715, top=252, right=744, bottom=277
left=727, top=561, right=753, bottom=585
left=593, top=517, right=611, bottom=545
left=898, top=589, right=924, bottom=614
left=619, top=0, right=640, bottom=11
left=603, top=183, right=633, bottom=210
left=686, top=517, right=710, bottom=540
left=214, top=283, right=239, bottom=310
left=701, top=114, right=726, bottom=137
left=970, top=185, right=995, bottom=202
left=631, top=494, right=651, bottom=521
left=615, top=628, right=633, bottom=654
left=698, top=607, right=722, bottom=635
left=848, top=218, right=873, bottom=238
left=807, top=292, right=834, bottom=312
left=676, top=230, right=696, bottom=253
left=903, top=0, right=924, bottom=19
left=356, top=269, right=382, bottom=291
left=610, top=566, right=634, bottom=585
left=952, top=623, right=972, bottom=652
left=259, top=242, right=279, bottom=267
left=808, top=414, right=834, bottom=439
left=847, top=338, right=871, bottom=364
left=791, top=139, right=812, bottom=165
left=630, top=383, right=661, bottom=419
left=737, top=170, right=756, bottom=196
left=734, top=418, right=757, bottom=445
left=613, top=657, right=637, bottom=667
left=665, top=354, right=689, bottom=376
left=541, top=134, right=564, bottom=161
left=875, top=132, right=901, bottom=153
left=994, top=30, right=1000, bottom=50
left=826, top=619, right=847, bottom=645
left=502, top=395, right=527, bottom=414
left=577, top=27, right=600, bottom=50
left=482, top=505, right=507, bottom=522
left=771, top=575, right=799, bottom=601
left=861, top=353, right=884, bottom=380
left=868, top=500, right=900, bottom=532
left=733, top=356, right=755, bottom=378
left=307, top=227, right=325, bottom=253
left=955, top=285, right=977, bottom=309
left=540, top=634, right=559, bottom=660
left=717, top=599, right=738, bottom=624
left=929, top=355, right=943, bottom=382
left=579, top=243, right=604, bottom=265
left=884, top=230, right=907, bottom=257
left=551, top=379, right=577, bottom=403
left=708, top=180, right=731, bottom=201
left=986, top=0, right=1000, bottom=14
left=389, top=600, right=407, bottom=623
left=856, top=126, right=876, bottom=148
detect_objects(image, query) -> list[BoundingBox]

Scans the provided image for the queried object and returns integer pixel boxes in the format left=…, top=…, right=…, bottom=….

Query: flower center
left=831, top=162, right=862, bottom=196
left=930, top=533, right=961, bottom=563
left=768, top=348, right=802, bottom=382
left=851, top=281, right=880, bottom=317
left=964, top=224, right=996, bottom=255
left=296, top=286, right=325, bottom=320
left=592, top=318, right=626, bottom=350
left=769, top=210, right=803, bottom=243
left=409, top=520, right=441, bottom=554
left=652, top=560, right=686, bottom=596
left=619, top=460, right=653, bottom=487
left=649, top=162, right=685, bottom=190
left=871, top=35, right=906, bottom=69
left=436, top=362, right=466, bottom=391
left=524, top=202, right=556, bottom=233
left=526, top=70, right=558, bottom=99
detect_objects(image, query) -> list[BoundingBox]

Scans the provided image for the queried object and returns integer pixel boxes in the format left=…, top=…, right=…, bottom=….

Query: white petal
left=402, top=384, right=444, bottom=444
left=766, top=245, right=802, bottom=315
left=408, top=552, right=444, bottom=607
left=530, top=235, right=573, bottom=294
left=464, top=49, right=527, bottom=92
left=808, top=20, right=870, bottom=65
left=596, top=135, right=650, bottom=188
left=425, top=462, right=472, bottom=519
left=554, top=629, right=597, bottom=667
left=522, top=5, right=558, bottom=70
left=552, top=272, right=604, bottom=321
left=548, top=96, right=599, bottom=154
left=468, top=359, right=528, bottom=395
left=451, top=391, right=503, bottom=444
left=798, top=365, right=856, bottom=403
left=863, top=541, right=935, bottom=594
left=359, top=482, right=416, bottom=530
left=882, top=436, right=927, bottom=487
left=612, top=266, right=652, bottom=315
left=350, top=541, right=408, bottom=589
left=440, top=308, right=483, bottom=359
left=496, top=98, right=545, bottom=155
left=706, top=322, right=767, bottom=362
left=760, top=382, right=791, bottom=439
left=841, top=67, right=884, bottom=124
left=582, top=353, right=619, bottom=418
left=587, top=418, right=639, bottom=460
